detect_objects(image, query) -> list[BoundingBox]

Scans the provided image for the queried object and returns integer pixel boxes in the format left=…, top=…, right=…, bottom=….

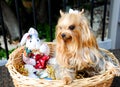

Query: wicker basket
left=6, top=42, right=119, bottom=87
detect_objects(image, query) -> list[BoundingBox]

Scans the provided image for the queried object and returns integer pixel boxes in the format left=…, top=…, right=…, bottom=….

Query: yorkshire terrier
left=55, top=9, right=120, bottom=84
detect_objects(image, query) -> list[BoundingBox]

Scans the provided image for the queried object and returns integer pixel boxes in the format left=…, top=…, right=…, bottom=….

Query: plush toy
left=20, top=27, right=50, bottom=78
left=20, top=27, right=50, bottom=66
left=20, top=27, right=41, bottom=66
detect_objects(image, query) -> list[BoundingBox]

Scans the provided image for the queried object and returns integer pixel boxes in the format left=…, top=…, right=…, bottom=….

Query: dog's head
left=56, top=9, right=98, bottom=51
left=56, top=9, right=99, bottom=68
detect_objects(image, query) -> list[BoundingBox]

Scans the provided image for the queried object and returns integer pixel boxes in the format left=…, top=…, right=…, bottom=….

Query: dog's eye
left=69, top=25, right=75, bottom=30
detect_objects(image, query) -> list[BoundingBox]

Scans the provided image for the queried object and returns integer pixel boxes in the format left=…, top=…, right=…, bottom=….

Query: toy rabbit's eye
left=30, top=40, right=32, bottom=43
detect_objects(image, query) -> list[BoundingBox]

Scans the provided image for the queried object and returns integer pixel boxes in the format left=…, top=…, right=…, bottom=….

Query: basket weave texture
left=6, top=42, right=118, bottom=87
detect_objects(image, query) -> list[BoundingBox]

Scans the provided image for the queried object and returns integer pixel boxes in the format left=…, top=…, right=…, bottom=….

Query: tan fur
left=55, top=9, right=120, bottom=84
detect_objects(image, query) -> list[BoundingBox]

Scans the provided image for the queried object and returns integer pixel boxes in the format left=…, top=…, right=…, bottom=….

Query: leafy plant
left=37, top=23, right=55, bottom=42
left=0, top=48, right=15, bottom=60
left=0, top=49, right=6, bottom=59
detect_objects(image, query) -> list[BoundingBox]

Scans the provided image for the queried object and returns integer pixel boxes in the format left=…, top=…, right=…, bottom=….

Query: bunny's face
left=26, top=35, right=41, bottom=50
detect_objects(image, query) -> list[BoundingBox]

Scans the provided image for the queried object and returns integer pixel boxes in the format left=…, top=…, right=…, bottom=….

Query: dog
left=55, top=9, right=120, bottom=84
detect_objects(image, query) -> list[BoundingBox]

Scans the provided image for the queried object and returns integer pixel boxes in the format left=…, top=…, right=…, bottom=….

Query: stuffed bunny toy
left=20, top=27, right=50, bottom=70
left=20, top=27, right=50, bottom=54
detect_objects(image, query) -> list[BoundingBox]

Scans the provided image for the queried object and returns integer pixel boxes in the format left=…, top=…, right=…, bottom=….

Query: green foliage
left=0, top=49, right=6, bottom=59
left=9, top=48, right=15, bottom=54
left=0, top=48, right=15, bottom=60
left=37, top=24, right=56, bottom=42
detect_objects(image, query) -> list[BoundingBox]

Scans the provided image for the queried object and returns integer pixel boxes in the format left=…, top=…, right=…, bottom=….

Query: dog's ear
left=60, top=10, right=64, bottom=16
left=79, top=9, right=84, bottom=15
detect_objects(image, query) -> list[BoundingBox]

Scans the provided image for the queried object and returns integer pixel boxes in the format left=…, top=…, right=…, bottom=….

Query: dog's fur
left=55, top=9, right=120, bottom=84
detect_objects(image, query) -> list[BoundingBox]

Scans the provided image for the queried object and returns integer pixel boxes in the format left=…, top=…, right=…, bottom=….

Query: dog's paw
left=63, top=77, right=73, bottom=85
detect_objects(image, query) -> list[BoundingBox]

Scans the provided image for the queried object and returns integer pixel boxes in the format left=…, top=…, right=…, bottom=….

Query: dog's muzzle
left=61, top=33, right=72, bottom=41
left=61, top=33, right=66, bottom=38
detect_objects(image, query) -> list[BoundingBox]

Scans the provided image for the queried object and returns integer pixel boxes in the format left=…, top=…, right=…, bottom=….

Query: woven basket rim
left=6, top=42, right=117, bottom=87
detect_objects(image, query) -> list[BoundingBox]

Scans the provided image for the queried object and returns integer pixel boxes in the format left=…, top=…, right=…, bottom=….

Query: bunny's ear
left=28, top=27, right=38, bottom=35
left=20, top=33, right=30, bottom=46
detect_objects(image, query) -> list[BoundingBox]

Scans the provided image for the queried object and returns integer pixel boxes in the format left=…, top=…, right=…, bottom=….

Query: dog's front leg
left=55, top=66, right=76, bottom=85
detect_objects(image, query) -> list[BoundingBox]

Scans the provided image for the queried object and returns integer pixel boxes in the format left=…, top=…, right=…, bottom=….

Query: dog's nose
left=61, top=33, right=66, bottom=38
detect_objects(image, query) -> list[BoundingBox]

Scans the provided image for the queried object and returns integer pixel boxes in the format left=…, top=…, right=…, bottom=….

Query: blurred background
left=0, top=0, right=120, bottom=60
